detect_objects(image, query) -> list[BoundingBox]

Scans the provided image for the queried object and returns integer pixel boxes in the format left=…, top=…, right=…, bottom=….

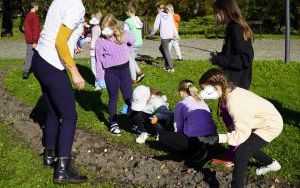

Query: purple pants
left=31, top=52, right=77, bottom=157
left=104, top=63, right=133, bottom=125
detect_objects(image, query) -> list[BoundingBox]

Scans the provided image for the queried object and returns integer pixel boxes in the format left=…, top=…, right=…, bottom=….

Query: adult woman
left=31, top=0, right=87, bottom=184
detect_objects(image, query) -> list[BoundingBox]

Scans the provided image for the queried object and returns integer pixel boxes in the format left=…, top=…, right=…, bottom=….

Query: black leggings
left=232, top=133, right=273, bottom=188
left=31, top=52, right=77, bottom=157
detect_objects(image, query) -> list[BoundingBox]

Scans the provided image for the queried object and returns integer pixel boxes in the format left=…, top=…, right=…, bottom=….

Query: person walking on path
left=166, top=4, right=183, bottom=61
left=31, top=0, right=88, bottom=184
left=150, top=3, right=179, bottom=73
left=210, top=0, right=254, bottom=89
left=23, top=1, right=40, bottom=79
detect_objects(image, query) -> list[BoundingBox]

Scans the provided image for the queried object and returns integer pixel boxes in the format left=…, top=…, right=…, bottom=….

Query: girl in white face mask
left=199, top=68, right=283, bottom=188
left=95, top=14, right=135, bottom=135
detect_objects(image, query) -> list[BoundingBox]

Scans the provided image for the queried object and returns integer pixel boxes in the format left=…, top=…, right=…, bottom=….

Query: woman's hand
left=69, top=66, right=85, bottom=90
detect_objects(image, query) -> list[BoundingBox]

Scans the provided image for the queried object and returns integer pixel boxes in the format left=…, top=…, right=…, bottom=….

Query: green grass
left=1, top=59, right=300, bottom=182
left=1, top=17, right=300, bottom=41
left=0, top=123, right=116, bottom=187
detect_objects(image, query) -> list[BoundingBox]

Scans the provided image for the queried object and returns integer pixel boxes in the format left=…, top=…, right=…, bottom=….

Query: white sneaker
left=136, top=132, right=149, bottom=144
left=256, top=160, right=281, bottom=176
left=168, top=68, right=175, bottom=73
left=94, top=86, right=101, bottom=91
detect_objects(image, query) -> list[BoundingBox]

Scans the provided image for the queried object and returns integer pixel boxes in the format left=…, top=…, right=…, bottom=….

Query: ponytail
left=178, top=80, right=201, bottom=101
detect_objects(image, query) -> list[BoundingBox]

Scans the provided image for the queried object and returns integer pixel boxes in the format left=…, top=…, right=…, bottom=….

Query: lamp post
left=285, top=0, right=290, bottom=64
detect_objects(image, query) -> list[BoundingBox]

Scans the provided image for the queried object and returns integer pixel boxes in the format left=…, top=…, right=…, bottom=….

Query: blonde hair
left=94, top=11, right=102, bottom=21
left=166, top=4, right=174, bottom=13
left=100, top=14, right=125, bottom=44
left=178, top=80, right=201, bottom=101
left=213, top=0, right=254, bottom=42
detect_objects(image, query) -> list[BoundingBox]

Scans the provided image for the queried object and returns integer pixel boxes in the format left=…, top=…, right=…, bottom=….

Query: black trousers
left=155, top=124, right=208, bottom=163
left=232, top=133, right=273, bottom=188
left=31, top=52, right=77, bottom=157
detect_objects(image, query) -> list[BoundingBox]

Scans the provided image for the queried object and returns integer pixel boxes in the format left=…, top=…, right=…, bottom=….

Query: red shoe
left=212, top=159, right=234, bottom=168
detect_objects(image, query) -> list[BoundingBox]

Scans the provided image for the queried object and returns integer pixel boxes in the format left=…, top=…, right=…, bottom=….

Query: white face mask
left=200, top=85, right=220, bottom=100
left=102, top=27, right=113, bottom=37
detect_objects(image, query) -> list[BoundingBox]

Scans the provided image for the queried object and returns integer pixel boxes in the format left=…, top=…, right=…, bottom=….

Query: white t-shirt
left=36, top=0, right=85, bottom=70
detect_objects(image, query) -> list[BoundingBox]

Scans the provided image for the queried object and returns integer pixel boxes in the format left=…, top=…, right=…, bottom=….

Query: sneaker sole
left=111, top=133, right=121, bottom=136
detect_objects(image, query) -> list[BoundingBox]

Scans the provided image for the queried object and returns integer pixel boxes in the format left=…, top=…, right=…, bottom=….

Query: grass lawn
left=1, top=18, right=300, bottom=41
left=0, top=123, right=116, bottom=187
left=1, top=59, right=300, bottom=183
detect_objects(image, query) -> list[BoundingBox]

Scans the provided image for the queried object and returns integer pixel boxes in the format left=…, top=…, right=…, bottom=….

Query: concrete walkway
left=0, top=38, right=299, bottom=61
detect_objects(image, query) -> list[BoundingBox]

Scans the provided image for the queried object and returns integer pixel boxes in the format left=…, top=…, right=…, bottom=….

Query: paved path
left=1, top=38, right=299, bottom=61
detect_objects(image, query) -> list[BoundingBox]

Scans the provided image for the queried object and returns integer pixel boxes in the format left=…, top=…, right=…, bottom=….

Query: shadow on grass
left=77, top=63, right=95, bottom=87
left=29, top=96, right=47, bottom=146
left=267, top=98, right=300, bottom=129
left=74, top=89, right=109, bottom=128
left=136, top=54, right=164, bottom=68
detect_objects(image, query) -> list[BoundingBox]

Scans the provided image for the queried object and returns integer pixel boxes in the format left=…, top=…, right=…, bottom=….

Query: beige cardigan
left=218, top=87, right=283, bottom=146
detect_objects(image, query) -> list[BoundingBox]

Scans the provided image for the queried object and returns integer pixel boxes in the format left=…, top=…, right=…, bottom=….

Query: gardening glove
left=96, top=80, right=106, bottom=90
left=197, top=135, right=219, bottom=145
left=149, top=115, right=158, bottom=125
left=120, top=104, right=129, bottom=115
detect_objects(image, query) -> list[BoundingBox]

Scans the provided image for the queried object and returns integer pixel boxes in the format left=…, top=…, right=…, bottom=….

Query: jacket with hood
left=151, top=11, right=179, bottom=40
left=124, top=16, right=143, bottom=46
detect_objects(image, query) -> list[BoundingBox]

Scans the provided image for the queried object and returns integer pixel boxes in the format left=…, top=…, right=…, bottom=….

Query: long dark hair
left=213, top=0, right=254, bottom=42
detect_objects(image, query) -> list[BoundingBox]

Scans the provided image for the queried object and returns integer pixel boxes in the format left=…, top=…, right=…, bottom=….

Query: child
left=130, top=85, right=172, bottom=144
left=166, top=4, right=183, bottom=61
left=23, top=1, right=40, bottom=79
left=95, top=14, right=134, bottom=135
left=199, top=68, right=283, bottom=188
left=89, top=11, right=106, bottom=91
left=210, top=0, right=254, bottom=89
left=150, top=3, right=179, bottom=72
left=124, top=2, right=145, bottom=84
left=153, top=80, right=217, bottom=164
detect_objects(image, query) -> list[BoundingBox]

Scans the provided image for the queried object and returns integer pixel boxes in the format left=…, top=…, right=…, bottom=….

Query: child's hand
left=149, top=115, right=158, bottom=125
left=75, top=46, right=82, bottom=54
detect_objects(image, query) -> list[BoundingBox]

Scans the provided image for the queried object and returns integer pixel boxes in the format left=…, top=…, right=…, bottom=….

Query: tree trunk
left=1, top=0, right=13, bottom=37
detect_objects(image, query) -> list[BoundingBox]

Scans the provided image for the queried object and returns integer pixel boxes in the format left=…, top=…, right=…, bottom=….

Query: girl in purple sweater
left=154, top=80, right=217, bottom=164
left=95, top=14, right=134, bottom=135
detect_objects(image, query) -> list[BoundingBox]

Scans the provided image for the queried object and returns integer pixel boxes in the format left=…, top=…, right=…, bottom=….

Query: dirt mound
left=0, top=68, right=297, bottom=188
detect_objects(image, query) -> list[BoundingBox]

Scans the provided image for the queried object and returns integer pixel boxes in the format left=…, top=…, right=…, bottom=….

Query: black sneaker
left=22, top=71, right=30, bottom=79
left=110, top=124, right=121, bottom=136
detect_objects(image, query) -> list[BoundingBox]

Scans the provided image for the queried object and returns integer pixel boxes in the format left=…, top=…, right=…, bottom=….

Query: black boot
left=53, top=157, right=88, bottom=184
left=43, top=148, right=56, bottom=167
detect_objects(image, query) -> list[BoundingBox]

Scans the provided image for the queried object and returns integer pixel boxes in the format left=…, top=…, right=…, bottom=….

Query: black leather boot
left=43, top=148, right=56, bottom=167
left=53, top=157, right=88, bottom=184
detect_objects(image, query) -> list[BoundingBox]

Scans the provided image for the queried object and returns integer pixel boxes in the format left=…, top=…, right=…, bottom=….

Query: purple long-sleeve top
left=95, top=30, right=134, bottom=81
left=174, top=96, right=217, bottom=137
